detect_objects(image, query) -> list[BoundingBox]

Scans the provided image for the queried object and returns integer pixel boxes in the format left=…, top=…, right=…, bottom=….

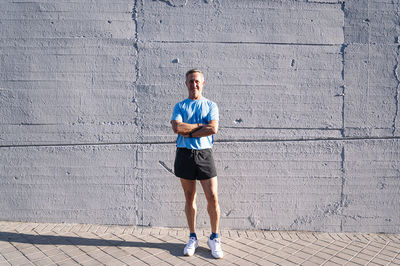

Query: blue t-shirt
left=171, top=97, right=219, bottom=150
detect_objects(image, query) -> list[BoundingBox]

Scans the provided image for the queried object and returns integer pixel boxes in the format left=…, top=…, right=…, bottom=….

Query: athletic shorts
left=174, top=148, right=217, bottom=180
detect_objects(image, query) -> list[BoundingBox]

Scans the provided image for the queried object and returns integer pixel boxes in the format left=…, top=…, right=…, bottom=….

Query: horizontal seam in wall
left=221, top=127, right=342, bottom=130
left=146, top=40, right=342, bottom=46
left=0, top=136, right=399, bottom=149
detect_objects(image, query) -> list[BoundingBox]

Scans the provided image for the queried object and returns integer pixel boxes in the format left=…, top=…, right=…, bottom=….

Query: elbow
left=171, top=121, right=179, bottom=134
left=173, top=126, right=181, bottom=134
left=172, top=123, right=178, bottom=134
left=211, top=127, right=218, bottom=135
left=171, top=125, right=178, bottom=134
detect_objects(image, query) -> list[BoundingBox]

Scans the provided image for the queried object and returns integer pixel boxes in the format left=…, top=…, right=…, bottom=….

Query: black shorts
left=174, top=148, right=217, bottom=180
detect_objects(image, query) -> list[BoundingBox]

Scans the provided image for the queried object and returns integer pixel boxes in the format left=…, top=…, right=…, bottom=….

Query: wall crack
left=393, top=45, right=400, bottom=136
left=339, top=146, right=346, bottom=231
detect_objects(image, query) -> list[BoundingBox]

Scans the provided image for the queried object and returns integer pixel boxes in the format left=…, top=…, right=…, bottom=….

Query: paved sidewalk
left=0, top=221, right=399, bottom=265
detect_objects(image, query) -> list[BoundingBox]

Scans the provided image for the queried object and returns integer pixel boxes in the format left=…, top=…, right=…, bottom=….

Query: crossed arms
left=171, top=120, right=218, bottom=138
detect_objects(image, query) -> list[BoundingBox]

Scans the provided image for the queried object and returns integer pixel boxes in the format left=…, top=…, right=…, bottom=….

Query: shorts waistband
left=177, top=147, right=211, bottom=152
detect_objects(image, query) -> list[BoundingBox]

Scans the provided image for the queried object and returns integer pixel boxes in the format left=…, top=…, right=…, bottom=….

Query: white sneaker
left=208, top=237, right=224, bottom=259
left=183, top=237, right=198, bottom=256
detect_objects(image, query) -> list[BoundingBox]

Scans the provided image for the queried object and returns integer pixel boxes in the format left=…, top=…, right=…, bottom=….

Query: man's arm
left=171, top=120, right=204, bottom=135
left=171, top=120, right=218, bottom=137
left=191, top=120, right=218, bottom=137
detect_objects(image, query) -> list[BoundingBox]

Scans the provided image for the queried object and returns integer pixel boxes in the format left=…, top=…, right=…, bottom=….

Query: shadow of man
left=0, top=231, right=214, bottom=259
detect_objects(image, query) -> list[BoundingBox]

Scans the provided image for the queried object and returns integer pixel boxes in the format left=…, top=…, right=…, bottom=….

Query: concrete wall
left=0, top=0, right=399, bottom=233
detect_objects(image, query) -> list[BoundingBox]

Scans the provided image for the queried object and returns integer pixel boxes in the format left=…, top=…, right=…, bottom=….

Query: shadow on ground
left=0, top=231, right=214, bottom=259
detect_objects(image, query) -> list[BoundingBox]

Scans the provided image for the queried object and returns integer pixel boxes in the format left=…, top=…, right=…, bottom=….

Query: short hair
left=185, top=69, right=203, bottom=80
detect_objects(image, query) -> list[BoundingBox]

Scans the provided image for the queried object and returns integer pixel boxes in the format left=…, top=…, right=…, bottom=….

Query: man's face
left=185, top=72, right=205, bottom=100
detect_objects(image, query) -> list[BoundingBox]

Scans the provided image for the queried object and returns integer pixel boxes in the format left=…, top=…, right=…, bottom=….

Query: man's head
left=185, top=69, right=205, bottom=100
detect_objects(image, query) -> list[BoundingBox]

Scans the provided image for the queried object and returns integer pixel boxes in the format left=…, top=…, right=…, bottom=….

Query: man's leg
left=200, top=176, right=220, bottom=233
left=200, top=176, right=223, bottom=259
left=180, top=178, right=197, bottom=233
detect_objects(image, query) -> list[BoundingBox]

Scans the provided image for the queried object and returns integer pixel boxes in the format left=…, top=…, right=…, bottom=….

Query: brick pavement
left=0, top=221, right=399, bottom=265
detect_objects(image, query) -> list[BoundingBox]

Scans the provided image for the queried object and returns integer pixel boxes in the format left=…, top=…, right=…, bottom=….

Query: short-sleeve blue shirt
left=171, top=97, right=219, bottom=150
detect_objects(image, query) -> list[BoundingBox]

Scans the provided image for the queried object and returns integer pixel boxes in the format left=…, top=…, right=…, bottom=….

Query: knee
left=207, top=193, right=219, bottom=207
left=184, top=191, right=196, bottom=204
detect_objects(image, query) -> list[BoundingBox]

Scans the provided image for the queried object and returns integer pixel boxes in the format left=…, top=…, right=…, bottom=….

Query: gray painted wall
left=0, top=0, right=399, bottom=233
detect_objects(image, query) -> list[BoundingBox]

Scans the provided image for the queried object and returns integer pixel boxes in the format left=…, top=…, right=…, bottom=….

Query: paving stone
left=33, top=224, right=50, bottom=233
left=88, top=252, right=125, bottom=265
left=35, top=244, right=58, bottom=254
left=273, top=250, right=295, bottom=261
left=240, top=252, right=265, bottom=264
left=306, top=254, right=326, bottom=265
left=300, top=246, right=319, bottom=255
left=14, top=223, right=30, bottom=233
left=115, top=255, right=143, bottom=265
left=0, top=245, right=18, bottom=255
left=86, top=225, right=99, bottom=233
left=80, top=259, right=105, bottom=266
left=313, top=250, right=334, bottom=260
left=334, top=250, right=354, bottom=261
left=263, top=253, right=285, bottom=264
left=77, top=245, right=101, bottom=254
left=280, top=231, right=297, bottom=241
left=345, top=262, right=362, bottom=266
left=22, top=249, right=47, bottom=261
left=137, top=252, right=168, bottom=265
left=84, top=249, right=113, bottom=262
left=323, top=261, right=341, bottom=266
left=2, top=250, right=25, bottom=261
left=122, top=226, right=136, bottom=235
left=154, top=251, right=188, bottom=265
left=386, top=242, right=400, bottom=252
left=293, top=250, right=314, bottom=260
left=250, top=259, right=277, bottom=266
left=94, top=225, right=108, bottom=234
left=357, top=250, right=376, bottom=260
left=0, top=256, right=7, bottom=263
left=245, top=248, right=272, bottom=260
left=75, top=252, right=104, bottom=264
left=382, top=248, right=399, bottom=259
left=300, top=261, right=319, bottom=266
left=349, top=256, right=370, bottom=265
left=329, top=255, right=350, bottom=265
left=46, top=253, right=71, bottom=263
left=279, top=246, right=300, bottom=256
left=42, top=224, right=58, bottom=233
left=32, top=257, right=57, bottom=266
left=105, top=226, right=124, bottom=235
left=392, top=257, right=400, bottom=264
left=7, top=256, right=33, bottom=265
left=9, top=242, right=30, bottom=251
left=57, top=258, right=80, bottom=265
left=370, top=256, right=392, bottom=265
left=375, top=251, right=396, bottom=262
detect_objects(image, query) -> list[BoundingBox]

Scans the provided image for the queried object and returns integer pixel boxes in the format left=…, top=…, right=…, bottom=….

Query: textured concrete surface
left=0, top=0, right=400, bottom=233
left=1, top=221, right=400, bottom=266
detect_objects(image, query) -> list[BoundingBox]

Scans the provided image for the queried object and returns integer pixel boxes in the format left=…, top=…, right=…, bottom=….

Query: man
left=171, top=69, right=223, bottom=259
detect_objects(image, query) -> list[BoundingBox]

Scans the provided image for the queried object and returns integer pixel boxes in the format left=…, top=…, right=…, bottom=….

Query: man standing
left=171, top=69, right=223, bottom=259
